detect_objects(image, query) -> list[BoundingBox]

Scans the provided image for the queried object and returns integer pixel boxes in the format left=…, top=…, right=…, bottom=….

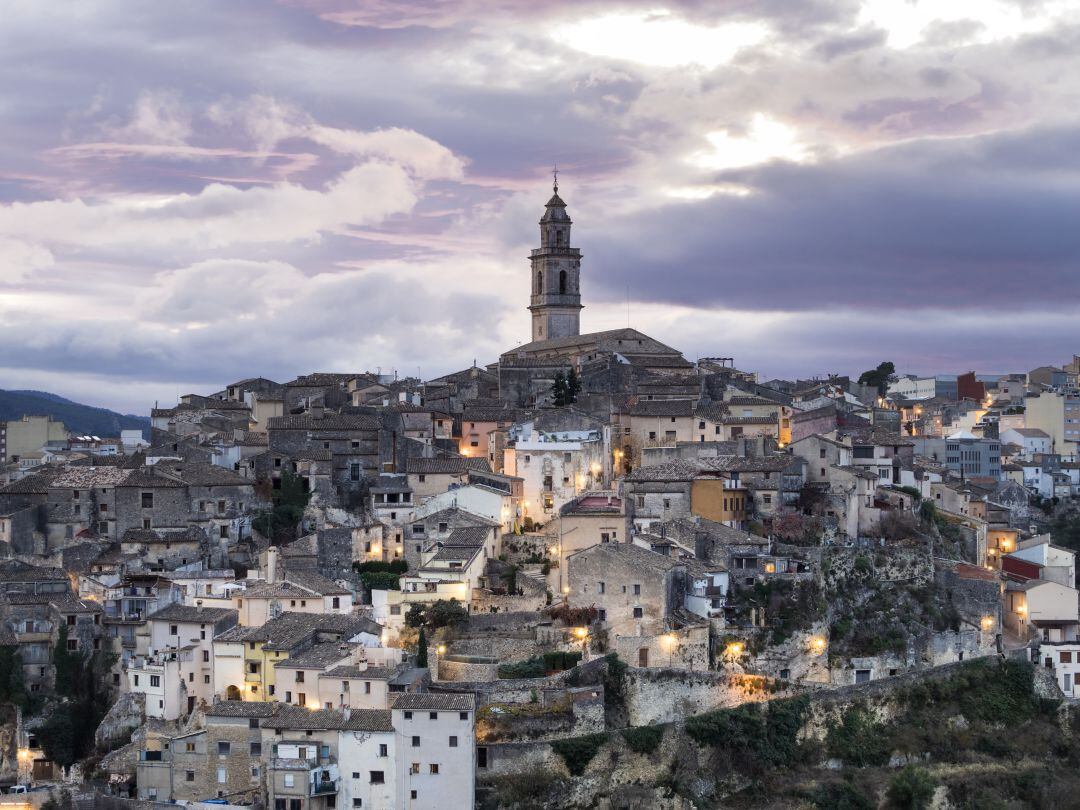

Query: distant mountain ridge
left=0, top=389, right=150, bottom=440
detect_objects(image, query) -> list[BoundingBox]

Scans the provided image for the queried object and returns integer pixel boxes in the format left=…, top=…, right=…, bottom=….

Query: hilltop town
left=2, top=185, right=1080, bottom=808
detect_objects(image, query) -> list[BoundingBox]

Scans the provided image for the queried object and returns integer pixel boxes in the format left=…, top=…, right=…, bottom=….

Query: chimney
left=267, top=546, right=279, bottom=584
left=343, top=707, right=351, bottom=721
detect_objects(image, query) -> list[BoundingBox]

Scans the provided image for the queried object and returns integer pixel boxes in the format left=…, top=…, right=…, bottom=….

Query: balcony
left=310, top=778, right=338, bottom=796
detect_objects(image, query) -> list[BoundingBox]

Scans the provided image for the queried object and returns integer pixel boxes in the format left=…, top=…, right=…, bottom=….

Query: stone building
left=565, top=542, right=706, bottom=669
left=268, top=412, right=383, bottom=486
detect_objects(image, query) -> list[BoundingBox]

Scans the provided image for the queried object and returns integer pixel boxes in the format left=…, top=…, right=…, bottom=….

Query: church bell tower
left=528, top=172, right=582, bottom=342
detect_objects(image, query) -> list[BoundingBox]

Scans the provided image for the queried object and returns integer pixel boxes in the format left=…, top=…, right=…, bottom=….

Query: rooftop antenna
left=626, top=283, right=630, bottom=327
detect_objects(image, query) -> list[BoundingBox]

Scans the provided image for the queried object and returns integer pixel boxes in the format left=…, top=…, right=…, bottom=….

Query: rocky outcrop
left=95, top=692, right=146, bottom=748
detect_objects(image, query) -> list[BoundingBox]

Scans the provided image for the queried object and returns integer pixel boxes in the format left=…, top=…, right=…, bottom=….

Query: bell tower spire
left=528, top=176, right=582, bottom=342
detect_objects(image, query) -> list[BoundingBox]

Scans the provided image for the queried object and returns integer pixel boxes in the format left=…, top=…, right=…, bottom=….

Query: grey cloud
left=584, top=124, right=1080, bottom=313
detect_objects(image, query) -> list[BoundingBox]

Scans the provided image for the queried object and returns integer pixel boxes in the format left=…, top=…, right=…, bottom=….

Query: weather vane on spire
left=552, top=163, right=559, bottom=193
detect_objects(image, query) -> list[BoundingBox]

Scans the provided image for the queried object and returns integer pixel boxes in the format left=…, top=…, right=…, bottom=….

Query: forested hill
left=0, top=389, right=150, bottom=439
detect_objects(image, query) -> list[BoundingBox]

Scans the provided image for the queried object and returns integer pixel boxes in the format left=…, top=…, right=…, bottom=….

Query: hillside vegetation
left=0, top=389, right=149, bottom=439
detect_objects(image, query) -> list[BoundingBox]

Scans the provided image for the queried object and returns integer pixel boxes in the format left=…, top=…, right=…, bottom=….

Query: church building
left=498, top=179, right=697, bottom=410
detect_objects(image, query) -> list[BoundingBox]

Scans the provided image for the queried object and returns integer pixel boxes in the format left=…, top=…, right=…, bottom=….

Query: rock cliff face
left=0, top=704, right=19, bottom=785
left=95, top=692, right=146, bottom=748
left=478, top=659, right=1077, bottom=810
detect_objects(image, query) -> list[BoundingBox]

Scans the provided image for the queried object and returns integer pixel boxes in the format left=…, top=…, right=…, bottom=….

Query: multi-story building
left=1025, top=389, right=1080, bottom=454
left=914, top=432, right=1002, bottom=480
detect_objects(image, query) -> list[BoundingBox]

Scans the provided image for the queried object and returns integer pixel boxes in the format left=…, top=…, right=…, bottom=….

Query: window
left=598, top=582, right=605, bottom=594
left=449, top=736, right=458, bottom=747
left=633, top=584, right=641, bottom=595
left=141, top=492, right=154, bottom=508
left=220, top=525, right=229, bottom=538
left=297, top=692, right=306, bottom=705
left=284, top=774, right=294, bottom=788
left=633, top=607, right=643, bottom=618
left=404, top=710, right=413, bottom=719
left=411, top=735, right=420, bottom=747
left=459, top=711, right=468, bottom=720
left=1062, top=652, right=1073, bottom=664
left=378, top=743, right=387, bottom=757
left=250, top=742, right=261, bottom=756
left=369, top=771, right=384, bottom=785
left=429, top=711, right=438, bottom=720
left=855, top=669, right=871, bottom=684
left=217, top=768, right=227, bottom=784
left=186, top=771, right=195, bottom=782
left=150, top=675, right=160, bottom=687
left=332, top=597, right=340, bottom=609
left=429, top=764, right=439, bottom=775
left=218, top=742, right=231, bottom=756
left=296, top=671, right=305, bottom=683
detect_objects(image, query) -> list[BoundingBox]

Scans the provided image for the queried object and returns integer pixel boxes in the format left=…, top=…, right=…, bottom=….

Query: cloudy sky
left=2, top=0, right=1079, bottom=413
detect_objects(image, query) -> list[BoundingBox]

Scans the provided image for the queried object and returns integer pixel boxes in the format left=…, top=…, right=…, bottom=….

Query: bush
left=551, top=733, right=606, bottom=776
left=354, top=560, right=408, bottom=574
left=685, top=696, right=811, bottom=774
left=826, top=707, right=890, bottom=767
left=497, top=650, right=581, bottom=679
left=549, top=603, right=598, bottom=626
left=359, top=571, right=400, bottom=591
left=812, top=780, right=875, bottom=810
left=886, top=766, right=935, bottom=809
left=622, top=725, right=664, bottom=755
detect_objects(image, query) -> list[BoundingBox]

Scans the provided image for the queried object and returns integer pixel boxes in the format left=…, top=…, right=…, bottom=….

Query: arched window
left=555, top=230, right=563, bottom=246
left=536, top=270, right=543, bottom=294
left=559, top=270, right=567, bottom=294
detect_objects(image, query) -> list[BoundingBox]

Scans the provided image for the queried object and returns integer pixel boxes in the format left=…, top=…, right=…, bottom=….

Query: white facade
left=685, top=571, right=729, bottom=620
left=391, top=699, right=475, bottom=810
left=887, top=377, right=938, bottom=400
left=338, top=726, right=398, bottom=809
left=128, top=657, right=183, bottom=720
left=1039, top=642, right=1080, bottom=697
left=413, top=485, right=515, bottom=536
left=504, top=422, right=609, bottom=519
left=1000, top=428, right=1053, bottom=459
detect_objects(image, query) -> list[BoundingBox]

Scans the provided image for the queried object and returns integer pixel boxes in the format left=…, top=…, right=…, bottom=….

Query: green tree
left=41, top=631, right=117, bottom=770
left=53, top=626, right=76, bottom=697
left=0, top=646, right=28, bottom=710
left=886, top=766, right=936, bottom=810
left=404, top=603, right=426, bottom=629
left=253, top=468, right=312, bottom=541
left=416, top=627, right=429, bottom=668
left=551, top=371, right=568, bottom=406
left=858, top=361, right=897, bottom=396
left=426, top=599, right=469, bottom=628
left=38, top=711, right=78, bottom=769
left=566, top=369, right=581, bottom=403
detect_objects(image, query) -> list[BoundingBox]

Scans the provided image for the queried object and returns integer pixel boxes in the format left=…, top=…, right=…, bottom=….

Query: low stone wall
left=437, top=656, right=499, bottom=682
left=449, top=634, right=549, bottom=664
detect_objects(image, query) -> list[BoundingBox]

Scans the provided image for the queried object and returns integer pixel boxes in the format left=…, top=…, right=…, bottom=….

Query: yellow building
left=3, top=415, right=69, bottom=463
